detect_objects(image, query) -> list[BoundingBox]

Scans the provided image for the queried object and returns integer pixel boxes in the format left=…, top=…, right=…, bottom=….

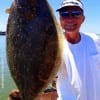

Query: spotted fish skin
left=6, top=0, right=63, bottom=100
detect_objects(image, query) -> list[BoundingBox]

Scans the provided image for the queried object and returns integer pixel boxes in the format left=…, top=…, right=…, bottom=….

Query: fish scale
left=6, top=0, right=63, bottom=100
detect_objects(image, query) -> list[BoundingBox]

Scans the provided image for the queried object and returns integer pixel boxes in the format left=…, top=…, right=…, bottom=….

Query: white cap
left=56, top=0, right=84, bottom=11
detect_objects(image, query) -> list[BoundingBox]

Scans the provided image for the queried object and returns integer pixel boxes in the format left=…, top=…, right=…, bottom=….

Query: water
left=0, top=36, right=17, bottom=100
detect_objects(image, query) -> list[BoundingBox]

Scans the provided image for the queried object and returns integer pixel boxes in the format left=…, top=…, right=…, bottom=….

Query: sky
left=0, top=0, right=100, bottom=34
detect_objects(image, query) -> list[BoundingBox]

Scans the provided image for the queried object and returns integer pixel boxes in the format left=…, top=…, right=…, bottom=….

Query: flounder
left=6, top=0, right=63, bottom=100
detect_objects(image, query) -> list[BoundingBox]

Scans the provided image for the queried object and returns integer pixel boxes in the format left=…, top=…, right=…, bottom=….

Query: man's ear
left=82, top=15, right=85, bottom=23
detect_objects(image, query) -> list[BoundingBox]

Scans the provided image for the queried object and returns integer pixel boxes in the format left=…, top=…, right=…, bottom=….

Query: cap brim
left=56, top=5, right=83, bottom=12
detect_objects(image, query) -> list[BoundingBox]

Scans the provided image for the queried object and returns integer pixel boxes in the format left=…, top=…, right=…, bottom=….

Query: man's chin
left=65, top=30, right=76, bottom=34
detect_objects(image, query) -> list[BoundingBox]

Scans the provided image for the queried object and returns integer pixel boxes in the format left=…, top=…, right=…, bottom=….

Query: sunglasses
left=60, top=10, right=83, bottom=18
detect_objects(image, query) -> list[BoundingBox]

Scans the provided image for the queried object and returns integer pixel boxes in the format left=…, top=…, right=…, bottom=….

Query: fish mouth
left=5, top=8, right=11, bottom=14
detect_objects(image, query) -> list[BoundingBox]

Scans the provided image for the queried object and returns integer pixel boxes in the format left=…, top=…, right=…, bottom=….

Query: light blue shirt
left=57, top=33, right=100, bottom=100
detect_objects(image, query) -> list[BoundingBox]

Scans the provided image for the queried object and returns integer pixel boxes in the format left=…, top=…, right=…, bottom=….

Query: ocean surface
left=0, top=35, right=17, bottom=100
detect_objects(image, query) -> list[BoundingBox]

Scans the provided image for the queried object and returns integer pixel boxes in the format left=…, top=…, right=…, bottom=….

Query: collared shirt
left=57, top=33, right=100, bottom=100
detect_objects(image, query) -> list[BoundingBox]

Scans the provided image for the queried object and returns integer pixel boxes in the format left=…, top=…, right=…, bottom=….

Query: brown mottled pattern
left=6, top=0, right=63, bottom=100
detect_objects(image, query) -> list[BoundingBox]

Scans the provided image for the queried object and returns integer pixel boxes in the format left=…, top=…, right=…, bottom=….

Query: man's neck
left=64, top=32, right=81, bottom=44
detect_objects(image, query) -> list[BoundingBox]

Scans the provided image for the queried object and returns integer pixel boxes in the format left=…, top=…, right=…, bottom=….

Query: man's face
left=59, top=6, right=85, bottom=34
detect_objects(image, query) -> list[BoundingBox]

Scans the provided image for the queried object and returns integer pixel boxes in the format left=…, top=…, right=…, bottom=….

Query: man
left=56, top=0, right=100, bottom=100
